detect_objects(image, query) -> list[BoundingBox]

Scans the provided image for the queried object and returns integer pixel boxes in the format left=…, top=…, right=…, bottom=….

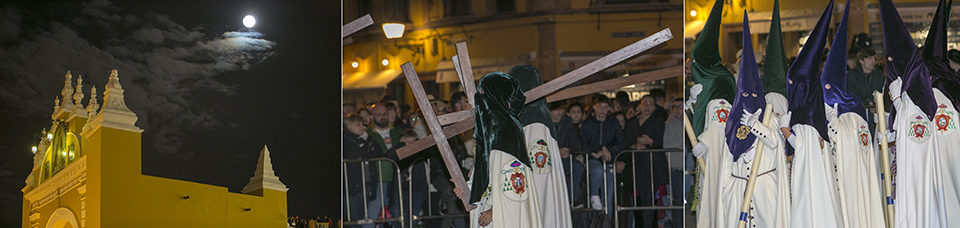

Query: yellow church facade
left=21, top=70, right=289, bottom=228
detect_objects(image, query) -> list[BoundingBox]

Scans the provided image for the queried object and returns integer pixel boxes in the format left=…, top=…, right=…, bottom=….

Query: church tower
left=22, top=70, right=289, bottom=228
left=241, top=145, right=289, bottom=220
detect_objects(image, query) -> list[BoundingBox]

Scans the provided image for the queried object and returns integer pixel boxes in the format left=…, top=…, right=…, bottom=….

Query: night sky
left=0, top=0, right=341, bottom=226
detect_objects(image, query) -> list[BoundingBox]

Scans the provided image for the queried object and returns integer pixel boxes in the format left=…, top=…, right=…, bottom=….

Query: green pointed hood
left=691, top=0, right=737, bottom=137
left=762, top=0, right=788, bottom=96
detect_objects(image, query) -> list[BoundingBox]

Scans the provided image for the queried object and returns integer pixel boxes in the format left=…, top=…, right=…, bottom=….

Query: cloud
left=0, top=1, right=277, bottom=158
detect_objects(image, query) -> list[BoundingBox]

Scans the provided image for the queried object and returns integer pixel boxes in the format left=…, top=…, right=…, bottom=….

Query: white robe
left=720, top=116, right=791, bottom=228
left=696, top=99, right=732, bottom=228
left=523, top=122, right=573, bottom=228
left=932, top=89, right=960, bottom=227
left=892, top=93, right=947, bottom=228
left=829, top=112, right=886, bottom=228
left=469, top=150, right=543, bottom=228
left=790, top=124, right=844, bottom=227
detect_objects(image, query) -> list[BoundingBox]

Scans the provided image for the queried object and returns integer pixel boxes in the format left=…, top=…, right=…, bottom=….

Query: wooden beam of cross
left=397, top=28, right=673, bottom=160
left=434, top=43, right=480, bottom=126
left=544, top=65, right=682, bottom=103
left=342, top=14, right=373, bottom=46
left=401, top=62, right=478, bottom=211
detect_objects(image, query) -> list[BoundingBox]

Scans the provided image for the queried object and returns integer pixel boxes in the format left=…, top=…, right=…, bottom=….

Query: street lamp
left=351, top=61, right=359, bottom=68
left=690, top=10, right=697, bottom=17
left=383, top=23, right=405, bottom=39
left=382, top=59, right=389, bottom=66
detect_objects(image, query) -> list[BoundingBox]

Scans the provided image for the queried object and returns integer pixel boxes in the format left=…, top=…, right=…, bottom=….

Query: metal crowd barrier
left=406, top=159, right=469, bottom=227
left=613, top=148, right=685, bottom=228
left=341, top=157, right=406, bottom=227
left=344, top=148, right=684, bottom=228
left=342, top=157, right=469, bottom=228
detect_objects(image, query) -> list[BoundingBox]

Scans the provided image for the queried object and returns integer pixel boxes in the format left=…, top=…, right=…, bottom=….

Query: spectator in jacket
left=566, top=102, right=584, bottom=131
left=365, top=103, right=403, bottom=225
left=342, top=114, right=382, bottom=228
left=624, top=95, right=668, bottom=228
left=552, top=101, right=584, bottom=206
left=580, top=94, right=627, bottom=211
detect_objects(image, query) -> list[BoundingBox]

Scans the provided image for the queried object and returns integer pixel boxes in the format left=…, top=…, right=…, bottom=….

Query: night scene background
left=0, top=0, right=341, bottom=226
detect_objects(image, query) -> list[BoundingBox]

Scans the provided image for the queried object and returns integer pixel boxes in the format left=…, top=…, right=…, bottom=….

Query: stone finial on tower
left=242, top=145, right=289, bottom=194
left=81, top=86, right=100, bottom=136
left=87, top=69, right=141, bottom=133
left=71, top=75, right=86, bottom=117
left=54, top=97, right=60, bottom=114
left=87, top=87, right=99, bottom=117
left=56, top=72, right=75, bottom=117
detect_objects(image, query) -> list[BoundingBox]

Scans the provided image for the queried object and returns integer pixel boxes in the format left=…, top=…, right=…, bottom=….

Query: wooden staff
left=683, top=113, right=707, bottom=169
left=874, top=91, right=895, bottom=227
left=736, top=103, right=774, bottom=228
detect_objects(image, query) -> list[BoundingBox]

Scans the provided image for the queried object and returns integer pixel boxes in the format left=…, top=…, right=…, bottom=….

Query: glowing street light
left=351, top=61, right=359, bottom=68
left=690, top=10, right=697, bottom=17
left=382, top=59, right=389, bottom=66
left=383, top=23, right=405, bottom=39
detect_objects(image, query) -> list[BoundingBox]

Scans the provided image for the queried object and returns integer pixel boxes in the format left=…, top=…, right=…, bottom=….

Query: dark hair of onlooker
left=450, top=91, right=467, bottom=107
left=382, top=102, right=397, bottom=112
left=399, top=104, right=411, bottom=118
left=648, top=89, right=665, bottom=99
left=400, top=129, right=417, bottom=139
left=612, top=111, right=625, bottom=119
left=566, top=101, right=583, bottom=112
left=549, top=101, right=565, bottom=111
left=949, top=49, right=960, bottom=64
left=615, top=91, right=630, bottom=108
left=593, top=94, right=612, bottom=106
left=857, top=48, right=876, bottom=61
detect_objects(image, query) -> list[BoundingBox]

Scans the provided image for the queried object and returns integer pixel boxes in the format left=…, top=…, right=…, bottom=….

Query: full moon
left=243, top=15, right=256, bottom=28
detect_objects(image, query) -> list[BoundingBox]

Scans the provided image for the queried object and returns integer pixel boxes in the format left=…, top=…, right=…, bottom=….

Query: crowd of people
left=342, top=85, right=685, bottom=228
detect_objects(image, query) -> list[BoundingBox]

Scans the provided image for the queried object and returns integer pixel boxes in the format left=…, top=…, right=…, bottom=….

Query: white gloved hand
left=886, top=130, right=896, bottom=143
left=740, top=108, right=762, bottom=127
left=692, top=142, right=708, bottom=158
left=685, top=84, right=704, bottom=111
left=825, top=103, right=838, bottom=124
left=873, top=113, right=880, bottom=124
left=779, top=111, right=792, bottom=129
left=689, top=84, right=703, bottom=100
left=889, top=78, right=903, bottom=111
left=889, top=78, right=903, bottom=100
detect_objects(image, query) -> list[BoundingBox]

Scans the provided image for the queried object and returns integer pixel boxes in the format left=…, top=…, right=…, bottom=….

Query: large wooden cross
left=342, top=14, right=373, bottom=46
left=397, top=28, right=676, bottom=210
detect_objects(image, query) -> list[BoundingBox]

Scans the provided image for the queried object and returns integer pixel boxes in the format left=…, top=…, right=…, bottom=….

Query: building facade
left=343, top=0, right=685, bottom=107
left=21, top=70, right=289, bottom=228
left=684, top=0, right=957, bottom=65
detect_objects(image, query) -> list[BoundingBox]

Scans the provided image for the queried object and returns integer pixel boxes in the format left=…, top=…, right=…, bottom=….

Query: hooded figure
left=718, top=13, right=791, bottom=228
left=466, top=71, right=543, bottom=228
left=688, top=1, right=738, bottom=227
left=923, top=1, right=960, bottom=226
left=782, top=0, right=844, bottom=227
left=511, top=65, right=572, bottom=228
left=822, top=2, right=886, bottom=227
left=880, top=0, right=949, bottom=227
left=761, top=0, right=790, bottom=123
